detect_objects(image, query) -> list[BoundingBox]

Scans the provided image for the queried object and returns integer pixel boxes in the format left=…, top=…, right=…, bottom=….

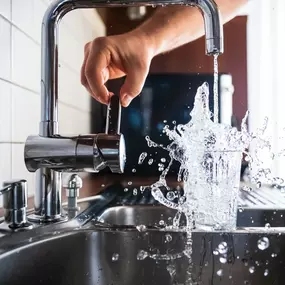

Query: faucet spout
left=193, top=0, right=224, bottom=55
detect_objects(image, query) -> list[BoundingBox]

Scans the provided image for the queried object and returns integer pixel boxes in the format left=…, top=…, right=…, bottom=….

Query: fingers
left=81, top=37, right=150, bottom=107
left=80, top=42, right=90, bottom=88
left=81, top=40, right=111, bottom=104
left=120, top=63, right=149, bottom=107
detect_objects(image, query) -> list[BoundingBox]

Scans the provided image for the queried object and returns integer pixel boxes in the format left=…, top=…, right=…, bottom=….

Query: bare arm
left=135, top=0, right=247, bottom=55
left=81, top=0, right=247, bottom=107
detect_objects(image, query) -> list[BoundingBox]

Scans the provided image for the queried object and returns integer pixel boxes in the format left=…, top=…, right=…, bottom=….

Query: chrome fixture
left=0, top=180, right=32, bottom=229
left=25, top=95, right=125, bottom=173
left=25, top=94, right=126, bottom=222
left=24, top=0, right=223, bottom=223
left=64, top=174, right=82, bottom=210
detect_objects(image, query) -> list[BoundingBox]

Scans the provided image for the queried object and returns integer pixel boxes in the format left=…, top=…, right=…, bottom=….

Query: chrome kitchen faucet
left=24, top=0, right=223, bottom=223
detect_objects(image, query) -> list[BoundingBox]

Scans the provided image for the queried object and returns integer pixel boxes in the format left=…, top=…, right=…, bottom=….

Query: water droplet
left=216, top=269, right=223, bottom=276
left=148, top=158, right=154, bottom=165
left=264, top=269, right=269, bottom=276
left=213, top=250, right=219, bottom=256
left=159, top=220, right=165, bottom=226
left=257, top=237, right=270, bottom=250
left=128, top=181, right=132, bottom=185
left=161, top=158, right=166, bottom=163
left=244, top=281, right=250, bottom=285
left=136, top=225, right=147, bottom=232
left=28, top=238, right=33, bottom=242
left=166, top=191, right=175, bottom=201
left=112, top=253, right=119, bottom=261
left=137, top=250, right=148, bottom=260
left=249, top=266, right=255, bottom=273
left=178, top=196, right=186, bottom=205
left=101, top=184, right=105, bottom=187
left=242, top=258, right=249, bottom=266
left=271, top=253, right=277, bottom=258
left=132, top=168, right=136, bottom=173
left=133, top=188, right=138, bottom=195
left=218, top=242, right=228, bottom=254
left=124, top=188, right=129, bottom=192
left=273, top=177, right=284, bottom=185
left=138, top=152, right=147, bottom=164
left=140, top=186, right=146, bottom=192
left=256, top=181, right=261, bottom=188
left=172, top=120, right=176, bottom=124
left=242, top=186, right=252, bottom=192
left=219, top=257, right=227, bottom=264
left=265, top=223, right=271, bottom=229
left=165, top=234, right=172, bottom=243
left=239, top=207, right=244, bottom=212
left=163, top=120, right=167, bottom=123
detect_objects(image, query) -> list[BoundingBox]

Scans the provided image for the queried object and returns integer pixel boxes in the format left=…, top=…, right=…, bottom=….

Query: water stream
left=213, top=54, right=219, bottom=123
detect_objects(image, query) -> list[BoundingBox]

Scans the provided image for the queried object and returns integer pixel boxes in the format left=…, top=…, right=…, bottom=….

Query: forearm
left=131, top=0, right=247, bottom=56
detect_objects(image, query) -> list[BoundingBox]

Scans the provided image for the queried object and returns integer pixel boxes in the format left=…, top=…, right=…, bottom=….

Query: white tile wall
left=0, top=144, right=12, bottom=187
left=0, top=0, right=11, bottom=21
left=0, top=80, right=11, bottom=142
left=11, top=27, right=40, bottom=91
left=0, top=17, right=11, bottom=80
left=0, top=1, right=106, bottom=205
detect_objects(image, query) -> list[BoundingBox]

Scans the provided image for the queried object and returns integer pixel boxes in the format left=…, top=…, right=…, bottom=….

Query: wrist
left=128, top=26, right=162, bottom=57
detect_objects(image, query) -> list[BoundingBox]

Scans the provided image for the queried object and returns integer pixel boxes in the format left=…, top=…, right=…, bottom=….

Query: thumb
left=120, top=64, right=149, bottom=107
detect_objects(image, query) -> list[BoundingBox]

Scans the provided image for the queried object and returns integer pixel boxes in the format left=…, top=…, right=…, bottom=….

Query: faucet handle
left=1, top=180, right=32, bottom=229
left=105, top=95, right=121, bottom=135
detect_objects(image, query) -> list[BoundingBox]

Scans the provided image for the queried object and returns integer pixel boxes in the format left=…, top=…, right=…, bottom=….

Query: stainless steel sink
left=0, top=204, right=285, bottom=285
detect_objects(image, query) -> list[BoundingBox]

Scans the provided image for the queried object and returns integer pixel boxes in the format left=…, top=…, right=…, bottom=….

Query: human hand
left=81, top=31, right=156, bottom=107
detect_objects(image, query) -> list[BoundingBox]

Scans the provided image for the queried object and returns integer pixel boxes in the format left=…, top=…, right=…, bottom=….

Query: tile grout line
left=9, top=0, right=13, bottom=179
left=0, top=77, right=39, bottom=95
left=0, top=15, right=81, bottom=76
left=0, top=14, right=39, bottom=47
left=0, top=142, right=25, bottom=145
left=0, top=78, right=91, bottom=114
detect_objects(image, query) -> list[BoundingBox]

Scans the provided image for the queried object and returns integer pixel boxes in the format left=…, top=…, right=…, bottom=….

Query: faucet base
left=28, top=213, right=67, bottom=224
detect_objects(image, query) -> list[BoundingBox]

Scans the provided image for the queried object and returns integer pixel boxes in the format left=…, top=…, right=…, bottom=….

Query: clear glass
left=183, top=150, right=242, bottom=231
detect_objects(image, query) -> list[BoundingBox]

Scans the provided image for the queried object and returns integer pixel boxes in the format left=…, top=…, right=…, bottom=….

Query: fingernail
left=122, top=94, right=132, bottom=107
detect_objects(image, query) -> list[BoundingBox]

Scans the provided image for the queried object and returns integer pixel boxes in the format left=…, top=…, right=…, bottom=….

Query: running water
left=213, top=54, right=219, bottom=123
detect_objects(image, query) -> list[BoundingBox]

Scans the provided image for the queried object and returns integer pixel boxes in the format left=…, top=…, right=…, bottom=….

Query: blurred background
left=1, top=0, right=285, bottom=202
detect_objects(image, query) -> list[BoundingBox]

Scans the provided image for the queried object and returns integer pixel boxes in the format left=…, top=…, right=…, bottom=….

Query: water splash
left=149, top=82, right=247, bottom=231
left=137, top=81, right=285, bottom=284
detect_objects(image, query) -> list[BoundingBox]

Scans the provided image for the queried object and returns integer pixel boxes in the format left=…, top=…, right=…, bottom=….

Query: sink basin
left=0, top=205, right=285, bottom=285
